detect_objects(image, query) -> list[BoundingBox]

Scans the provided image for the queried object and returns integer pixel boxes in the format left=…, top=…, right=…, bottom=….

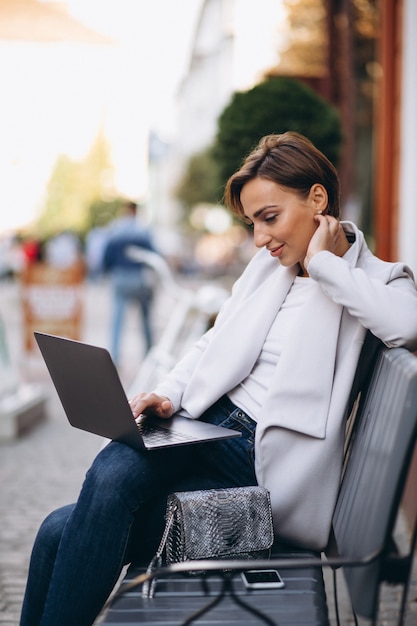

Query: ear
left=309, top=184, right=328, bottom=214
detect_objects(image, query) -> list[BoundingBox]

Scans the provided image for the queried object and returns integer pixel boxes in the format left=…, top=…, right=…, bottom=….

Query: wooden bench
left=101, top=342, right=417, bottom=625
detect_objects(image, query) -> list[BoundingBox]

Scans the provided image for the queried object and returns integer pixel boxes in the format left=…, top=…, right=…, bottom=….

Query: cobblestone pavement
left=0, top=277, right=416, bottom=626
left=0, top=278, right=148, bottom=626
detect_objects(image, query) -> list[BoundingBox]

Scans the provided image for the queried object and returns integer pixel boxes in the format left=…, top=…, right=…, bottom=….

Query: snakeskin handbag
left=143, top=486, right=274, bottom=598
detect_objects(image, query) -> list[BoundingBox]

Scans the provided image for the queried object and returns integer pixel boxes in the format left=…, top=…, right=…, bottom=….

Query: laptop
left=34, top=332, right=241, bottom=451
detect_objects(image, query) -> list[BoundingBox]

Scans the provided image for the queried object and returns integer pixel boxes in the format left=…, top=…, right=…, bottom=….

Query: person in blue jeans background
left=103, top=201, right=157, bottom=365
left=20, top=133, right=417, bottom=626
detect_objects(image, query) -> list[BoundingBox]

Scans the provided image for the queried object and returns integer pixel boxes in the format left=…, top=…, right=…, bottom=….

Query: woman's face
left=241, top=177, right=322, bottom=275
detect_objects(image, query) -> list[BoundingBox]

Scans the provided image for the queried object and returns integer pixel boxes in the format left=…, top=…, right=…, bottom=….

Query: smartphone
left=241, top=569, right=285, bottom=589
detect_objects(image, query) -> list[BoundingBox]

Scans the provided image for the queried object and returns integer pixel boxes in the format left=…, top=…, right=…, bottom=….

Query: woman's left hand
left=304, top=214, right=349, bottom=269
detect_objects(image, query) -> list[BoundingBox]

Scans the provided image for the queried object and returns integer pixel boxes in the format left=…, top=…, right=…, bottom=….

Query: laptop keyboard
left=136, top=421, right=192, bottom=445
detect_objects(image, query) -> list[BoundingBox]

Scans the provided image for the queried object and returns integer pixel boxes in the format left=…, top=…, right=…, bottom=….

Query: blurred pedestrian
left=103, top=201, right=157, bottom=365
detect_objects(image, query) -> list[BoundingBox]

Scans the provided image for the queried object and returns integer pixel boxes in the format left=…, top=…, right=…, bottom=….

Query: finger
left=154, top=398, right=174, bottom=418
left=128, top=393, right=151, bottom=417
left=313, top=213, right=329, bottom=229
left=129, top=393, right=173, bottom=419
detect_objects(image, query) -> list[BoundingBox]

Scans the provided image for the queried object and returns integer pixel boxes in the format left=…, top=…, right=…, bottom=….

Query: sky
left=63, top=0, right=202, bottom=131
left=0, top=0, right=203, bottom=235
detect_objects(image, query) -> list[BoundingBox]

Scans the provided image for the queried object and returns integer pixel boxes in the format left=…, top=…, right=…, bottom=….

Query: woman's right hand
left=128, top=392, right=174, bottom=420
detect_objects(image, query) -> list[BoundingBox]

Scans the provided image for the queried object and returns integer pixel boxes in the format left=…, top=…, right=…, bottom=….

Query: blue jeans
left=20, top=397, right=257, bottom=626
left=110, top=269, right=154, bottom=364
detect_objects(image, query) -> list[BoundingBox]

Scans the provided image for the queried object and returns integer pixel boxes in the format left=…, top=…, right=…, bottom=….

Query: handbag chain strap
left=142, top=502, right=177, bottom=599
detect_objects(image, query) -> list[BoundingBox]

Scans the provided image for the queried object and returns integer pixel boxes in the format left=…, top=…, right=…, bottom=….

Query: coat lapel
left=182, top=264, right=297, bottom=417
left=258, top=281, right=343, bottom=438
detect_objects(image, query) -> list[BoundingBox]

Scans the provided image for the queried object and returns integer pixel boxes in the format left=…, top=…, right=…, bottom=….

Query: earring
left=317, top=210, right=323, bottom=215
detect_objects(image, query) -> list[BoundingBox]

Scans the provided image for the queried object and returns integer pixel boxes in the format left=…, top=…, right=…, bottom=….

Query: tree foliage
left=279, top=0, right=327, bottom=77
left=36, top=127, right=115, bottom=238
left=175, top=148, right=222, bottom=210
left=213, top=76, right=342, bottom=185
left=86, top=198, right=126, bottom=231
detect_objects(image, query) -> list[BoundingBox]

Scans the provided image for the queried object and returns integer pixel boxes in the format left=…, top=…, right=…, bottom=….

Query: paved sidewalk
left=0, top=278, right=147, bottom=626
left=0, top=278, right=416, bottom=625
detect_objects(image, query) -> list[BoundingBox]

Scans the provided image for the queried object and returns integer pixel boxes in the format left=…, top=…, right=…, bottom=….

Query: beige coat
left=154, top=223, right=417, bottom=550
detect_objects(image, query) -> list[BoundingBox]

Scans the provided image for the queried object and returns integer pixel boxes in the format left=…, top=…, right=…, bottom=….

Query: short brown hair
left=223, top=132, right=340, bottom=219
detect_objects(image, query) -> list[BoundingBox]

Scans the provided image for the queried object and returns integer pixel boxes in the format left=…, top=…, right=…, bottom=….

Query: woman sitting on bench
left=20, top=132, right=417, bottom=626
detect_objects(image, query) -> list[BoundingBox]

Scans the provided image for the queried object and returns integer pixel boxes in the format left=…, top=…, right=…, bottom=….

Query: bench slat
left=332, top=348, right=417, bottom=620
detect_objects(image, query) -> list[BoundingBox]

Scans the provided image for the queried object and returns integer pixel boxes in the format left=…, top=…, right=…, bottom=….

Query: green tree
left=36, top=127, right=115, bottom=238
left=36, top=154, right=81, bottom=236
left=213, top=76, right=342, bottom=185
left=86, top=197, right=126, bottom=231
left=175, top=148, right=222, bottom=211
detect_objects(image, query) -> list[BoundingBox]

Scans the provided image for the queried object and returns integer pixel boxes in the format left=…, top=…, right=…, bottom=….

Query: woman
left=20, top=132, right=417, bottom=626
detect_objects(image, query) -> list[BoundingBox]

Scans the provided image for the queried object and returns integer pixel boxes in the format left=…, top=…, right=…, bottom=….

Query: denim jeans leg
left=20, top=505, right=75, bottom=626
left=29, top=441, right=201, bottom=626
left=196, top=397, right=258, bottom=487
left=139, top=291, right=153, bottom=351
left=110, top=290, right=125, bottom=363
left=20, top=397, right=257, bottom=626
